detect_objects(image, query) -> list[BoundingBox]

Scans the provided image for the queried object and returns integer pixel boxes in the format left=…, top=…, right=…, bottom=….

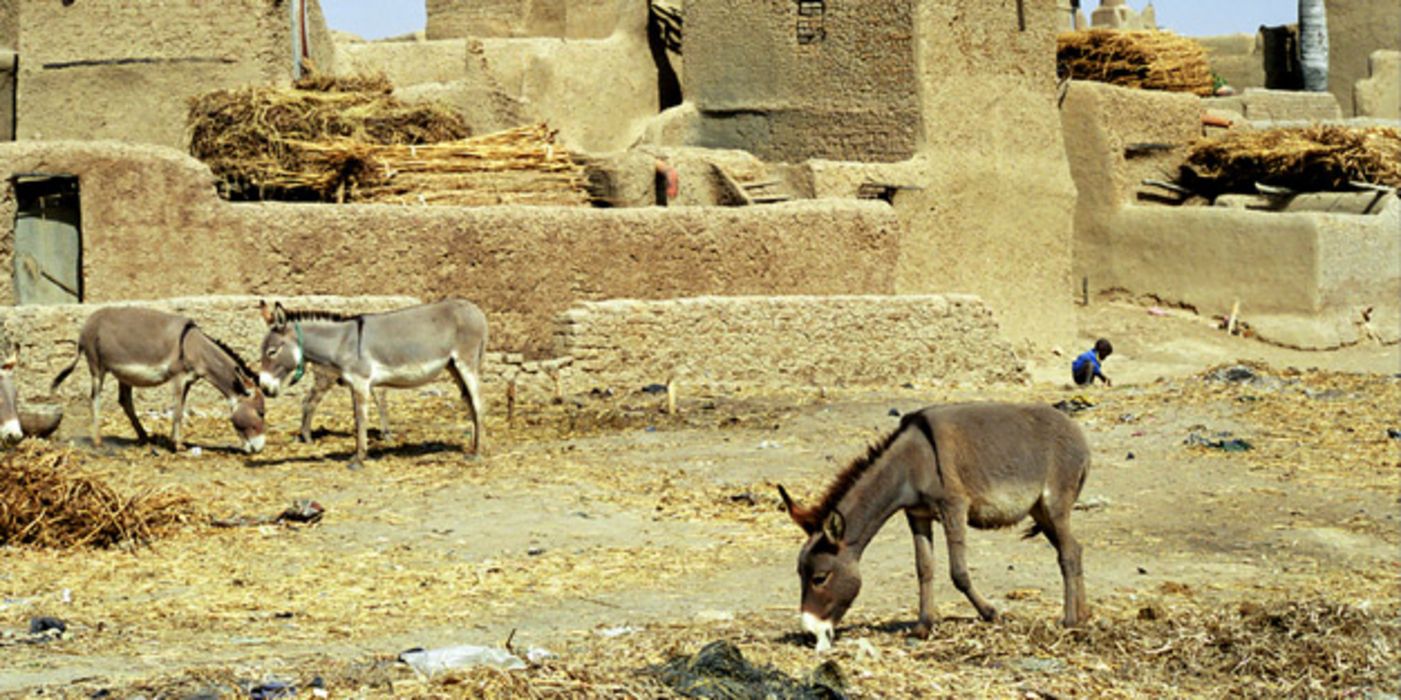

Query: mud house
left=0, top=0, right=1397, bottom=397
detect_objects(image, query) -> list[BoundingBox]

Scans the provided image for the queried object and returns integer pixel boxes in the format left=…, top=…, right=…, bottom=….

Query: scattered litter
left=854, top=638, right=881, bottom=663
left=212, top=500, right=325, bottom=529
left=887, top=408, right=901, bottom=417
left=398, top=644, right=526, bottom=675
left=651, top=640, right=847, bottom=700
left=189, top=446, right=203, bottom=458
left=527, top=547, right=546, bottom=556
left=1138, top=604, right=1167, bottom=621
left=1052, top=396, right=1095, bottom=415
left=694, top=609, right=735, bottom=623
left=1147, top=307, right=1169, bottom=317
left=758, top=440, right=783, bottom=450
left=597, top=625, right=639, bottom=638
left=1075, top=495, right=1112, bottom=512
left=728, top=492, right=758, bottom=506
left=641, top=383, right=668, bottom=395
left=644, top=426, right=657, bottom=433
left=1185, top=432, right=1253, bottom=452
left=1388, top=429, right=1401, bottom=440
left=1206, top=365, right=1257, bottom=383
left=1004, top=656, right=1067, bottom=674
left=248, top=680, right=296, bottom=700
left=28, top=616, right=66, bottom=635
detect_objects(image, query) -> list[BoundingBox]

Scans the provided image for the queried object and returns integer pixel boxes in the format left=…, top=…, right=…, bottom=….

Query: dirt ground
left=1, top=298, right=1398, bottom=698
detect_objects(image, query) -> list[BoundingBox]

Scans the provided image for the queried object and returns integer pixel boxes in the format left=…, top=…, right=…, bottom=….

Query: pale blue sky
left=318, top=1, right=1300, bottom=40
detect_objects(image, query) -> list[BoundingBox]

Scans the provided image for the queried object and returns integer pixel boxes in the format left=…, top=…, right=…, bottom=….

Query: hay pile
left=1058, top=29, right=1213, bottom=95
left=1180, top=125, right=1401, bottom=195
left=188, top=75, right=588, bottom=205
left=301, top=125, right=592, bottom=207
left=0, top=443, right=195, bottom=548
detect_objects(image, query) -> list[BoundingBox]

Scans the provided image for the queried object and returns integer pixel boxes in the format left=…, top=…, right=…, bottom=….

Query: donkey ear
left=258, top=300, right=273, bottom=325
left=272, top=302, right=288, bottom=329
left=777, top=485, right=815, bottom=534
left=822, top=509, right=846, bottom=544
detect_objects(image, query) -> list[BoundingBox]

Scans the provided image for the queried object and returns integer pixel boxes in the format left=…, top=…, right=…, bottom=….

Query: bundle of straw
left=0, top=443, right=195, bottom=549
left=315, top=124, right=591, bottom=206
left=1058, top=29, right=1214, bottom=95
left=1181, top=125, right=1401, bottom=195
left=187, top=80, right=472, bottom=201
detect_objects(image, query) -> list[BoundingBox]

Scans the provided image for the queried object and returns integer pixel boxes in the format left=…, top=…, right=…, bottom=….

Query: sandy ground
left=1, top=298, right=1397, bottom=698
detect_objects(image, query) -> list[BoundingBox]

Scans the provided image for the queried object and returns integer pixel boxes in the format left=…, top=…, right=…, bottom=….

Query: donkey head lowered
left=0, top=345, right=22, bottom=444
left=780, top=485, right=861, bottom=650
left=257, top=301, right=304, bottom=398
left=229, top=371, right=266, bottom=453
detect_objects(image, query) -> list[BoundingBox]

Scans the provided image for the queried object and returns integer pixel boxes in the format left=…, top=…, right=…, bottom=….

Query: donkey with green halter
left=778, top=403, right=1090, bottom=651
left=257, top=299, right=487, bottom=469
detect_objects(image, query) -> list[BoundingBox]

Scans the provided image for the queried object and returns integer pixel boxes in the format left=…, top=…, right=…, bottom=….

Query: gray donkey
left=0, top=344, right=22, bottom=444
left=778, top=403, right=1090, bottom=652
left=257, top=299, right=487, bottom=469
left=51, top=307, right=266, bottom=453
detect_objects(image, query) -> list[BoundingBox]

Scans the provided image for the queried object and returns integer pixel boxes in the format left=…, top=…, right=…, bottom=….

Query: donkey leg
left=906, top=512, right=939, bottom=639
left=170, top=376, right=195, bottom=451
left=447, top=360, right=483, bottom=456
left=1031, top=502, right=1088, bottom=627
left=373, top=389, right=392, bottom=441
left=939, top=501, right=998, bottom=622
left=118, top=383, right=149, bottom=445
left=347, top=382, right=370, bottom=470
left=299, top=370, right=335, bottom=443
left=89, top=372, right=105, bottom=447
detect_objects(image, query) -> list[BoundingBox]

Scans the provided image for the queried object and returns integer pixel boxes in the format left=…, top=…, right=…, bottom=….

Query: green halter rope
left=291, top=322, right=306, bottom=385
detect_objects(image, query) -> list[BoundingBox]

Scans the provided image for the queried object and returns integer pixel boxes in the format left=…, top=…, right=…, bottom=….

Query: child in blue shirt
left=1072, top=338, right=1113, bottom=386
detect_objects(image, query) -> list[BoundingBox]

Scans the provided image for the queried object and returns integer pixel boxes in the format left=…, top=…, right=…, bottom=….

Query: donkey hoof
left=979, top=608, right=1000, bottom=623
left=347, top=459, right=364, bottom=471
left=912, top=621, right=933, bottom=640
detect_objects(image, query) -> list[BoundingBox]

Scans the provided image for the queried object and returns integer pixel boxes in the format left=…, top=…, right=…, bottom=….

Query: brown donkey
left=778, top=403, right=1090, bottom=651
left=50, top=307, right=266, bottom=453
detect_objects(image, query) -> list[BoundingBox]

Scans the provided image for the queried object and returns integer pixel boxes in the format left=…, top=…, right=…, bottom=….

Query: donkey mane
left=199, top=331, right=255, bottom=378
left=795, top=417, right=916, bottom=530
left=283, top=309, right=362, bottom=323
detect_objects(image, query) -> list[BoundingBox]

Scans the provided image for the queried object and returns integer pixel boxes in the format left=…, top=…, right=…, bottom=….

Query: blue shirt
left=1072, top=349, right=1101, bottom=375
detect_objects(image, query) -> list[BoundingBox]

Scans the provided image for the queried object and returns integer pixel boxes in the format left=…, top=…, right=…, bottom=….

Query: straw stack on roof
left=187, top=73, right=588, bottom=206
left=1058, top=29, right=1214, bottom=95
left=1181, top=125, right=1401, bottom=195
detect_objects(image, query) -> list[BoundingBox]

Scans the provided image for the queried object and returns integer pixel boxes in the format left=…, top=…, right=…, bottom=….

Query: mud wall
left=1060, top=80, right=1202, bottom=283
left=1197, top=33, right=1265, bottom=92
left=426, top=0, right=623, bottom=39
left=1327, top=0, right=1401, bottom=116
left=893, top=0, right=1078, bottom=352
left=684, top=0, right=920, bottom=162
left=1106, top=203, right=1400, bottom=349
left=12, top=0, right=333, bottom=149
left=0, top=141, right=902, bottom=358
left=1354, top=51, right=1400, bottom=119
left=556, top=294, right=1027, bottom=389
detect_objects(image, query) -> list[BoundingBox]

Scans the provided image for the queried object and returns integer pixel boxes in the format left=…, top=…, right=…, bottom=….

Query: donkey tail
left=50, top=348, right=81, bottom=393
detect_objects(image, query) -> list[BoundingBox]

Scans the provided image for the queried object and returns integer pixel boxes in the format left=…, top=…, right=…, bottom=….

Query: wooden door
left=13, top=175, right=82, bottom=305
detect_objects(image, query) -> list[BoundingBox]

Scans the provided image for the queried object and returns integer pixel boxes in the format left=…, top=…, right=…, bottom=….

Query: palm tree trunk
left=1298, top=0, right=1329, bottom=92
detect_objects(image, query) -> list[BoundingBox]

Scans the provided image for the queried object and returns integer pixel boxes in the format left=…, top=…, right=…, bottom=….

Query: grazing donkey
left=778, top=403, right=1090, bottom=652
left=0, top=345, right=22, bottom=444
left=257, top=299, right=487, bottom=469
left=50, top=307, right=266, bottom=453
